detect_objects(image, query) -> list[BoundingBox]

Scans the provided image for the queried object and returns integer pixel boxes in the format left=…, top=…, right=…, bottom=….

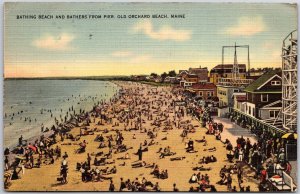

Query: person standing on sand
left=237, top=166, right=243, bottom=184
left=173, top=183, right=179, bottom=191
left=227, top=173, right=232, bottom=191
left=4, top=147, right=10, bottom=156
left=238, top=148, right=244, bottom=161
left=4, top=156, right=9, bottom=171
left=18, top=135, right=23, bottom=146
left=30, top=154, right=34, bottom=168
left=11, top=168, right=19, bottom=180
left=153, top=182, right=161, bottom=191
left=61, top=166, right=68, bottom=184
left=138, top=144, right=143, bottom=161
left=119, top=177, right=126, bottom=191
left=108, top=140, right=112, bottom=149
left=109, top=180, right=115, bottom=191
left=87, top=153, right=91, bottom=168
left=63, top=152, right=68, bottom=159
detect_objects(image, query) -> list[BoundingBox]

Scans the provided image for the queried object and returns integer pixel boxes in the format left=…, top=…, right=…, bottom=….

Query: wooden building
left=243, top=70, right=282, bottom=120
left=210, top=64, right=247, bottom=85
left=188, top=82, right=217, bottom=100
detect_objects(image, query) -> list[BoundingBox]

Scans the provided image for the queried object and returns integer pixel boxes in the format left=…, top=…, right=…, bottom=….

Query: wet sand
left=7, top=81, right=259, bottom=191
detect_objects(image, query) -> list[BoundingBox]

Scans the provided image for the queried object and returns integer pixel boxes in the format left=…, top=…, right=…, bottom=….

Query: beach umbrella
left=281, top=133, right=297, bottom=139
left=15, top=155, right=25, bottom=160
left=28, top=145, right=37, bottom=152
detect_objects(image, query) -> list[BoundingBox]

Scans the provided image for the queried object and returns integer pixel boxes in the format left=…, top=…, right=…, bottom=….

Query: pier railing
left=229, top=107, right=286, bottom=135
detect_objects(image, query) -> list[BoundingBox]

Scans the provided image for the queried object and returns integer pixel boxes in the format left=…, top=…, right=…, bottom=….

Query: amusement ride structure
left=282, top=30, right=297, bottom=131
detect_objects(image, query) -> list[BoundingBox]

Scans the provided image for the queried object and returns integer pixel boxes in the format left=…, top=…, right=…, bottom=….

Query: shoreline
left=5, top=81, right=121, bottom=163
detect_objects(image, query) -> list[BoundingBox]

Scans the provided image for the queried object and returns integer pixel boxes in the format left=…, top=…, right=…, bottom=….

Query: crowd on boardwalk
left=3, top=81, right=295, bottom=192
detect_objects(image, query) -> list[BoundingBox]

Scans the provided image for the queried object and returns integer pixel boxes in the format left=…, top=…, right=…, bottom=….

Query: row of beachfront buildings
left=132, top=64, right=283, bottom=123
left=178, top=65, right=283, bottom=124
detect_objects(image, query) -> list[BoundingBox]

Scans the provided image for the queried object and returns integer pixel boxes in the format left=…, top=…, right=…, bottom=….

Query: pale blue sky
left=4, top=3, right=297, bottom=77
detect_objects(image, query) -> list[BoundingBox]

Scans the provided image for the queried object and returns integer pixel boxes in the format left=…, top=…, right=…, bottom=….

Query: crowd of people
left=4, top=133, right=62, bottom=182
left=194, top=102, right=295, bottom=192
left=4, top=91, right=121, bottom=188
left=4, top=81, right=295, bottom=192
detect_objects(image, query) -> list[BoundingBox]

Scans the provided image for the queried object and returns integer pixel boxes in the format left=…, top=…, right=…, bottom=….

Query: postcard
left=3, top=2, right=297, bottom=192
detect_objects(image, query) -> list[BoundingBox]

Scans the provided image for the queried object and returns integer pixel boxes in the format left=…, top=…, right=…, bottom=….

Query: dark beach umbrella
left=281, top=133, right=298, bottom=140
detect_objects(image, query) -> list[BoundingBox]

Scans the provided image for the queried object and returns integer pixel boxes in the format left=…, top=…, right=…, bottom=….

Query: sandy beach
left=6, top=81, right=259, bottom=192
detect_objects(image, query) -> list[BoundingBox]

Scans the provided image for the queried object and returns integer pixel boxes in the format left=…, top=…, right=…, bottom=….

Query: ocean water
left=3, top=80, right=119, bottom=148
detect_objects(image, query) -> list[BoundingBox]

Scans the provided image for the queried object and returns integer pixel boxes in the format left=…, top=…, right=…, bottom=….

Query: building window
left=207, top=91, right=213, bottom=97
left=248, top=106, right=251, bottom=114
left=252, top=108, right=255, bottom=116
left=218, top=90, right=226, bottom=96
left=270, top=110, right=279, bottom=118
left=199, top=92, right=203, bottom=96
left=271, top=81, right=281, bottom=85
left=233, top=89, right=239, bottom=93
left=261, top=94, right=268, bottom=102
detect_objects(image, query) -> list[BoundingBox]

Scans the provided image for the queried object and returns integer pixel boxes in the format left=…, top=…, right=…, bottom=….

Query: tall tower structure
left=282, top=30, right=297, bottom=131
left=232, top=43, right=239, bottom=79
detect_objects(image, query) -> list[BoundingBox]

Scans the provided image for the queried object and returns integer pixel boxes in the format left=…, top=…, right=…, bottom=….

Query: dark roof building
left=210, top=64, right=246, bottom=73
left=244, top=70, right=282, bottom=93
left=191, top=82, right=216, bottom=90
left=242, top=70, right=282, bottom=120
left=188, top=67, right=208, bottom=82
